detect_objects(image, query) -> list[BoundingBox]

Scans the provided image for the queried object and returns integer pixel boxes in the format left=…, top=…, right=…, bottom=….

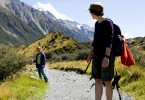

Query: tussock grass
left=50, top=60, right=92, bottom=74
left=18, top=32, right=78, bottom=57
left=0, top=65, right=48, bottom=100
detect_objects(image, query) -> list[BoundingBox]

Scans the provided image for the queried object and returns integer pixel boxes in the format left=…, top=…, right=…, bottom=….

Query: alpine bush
left=0, top=44, right=28, bottom=81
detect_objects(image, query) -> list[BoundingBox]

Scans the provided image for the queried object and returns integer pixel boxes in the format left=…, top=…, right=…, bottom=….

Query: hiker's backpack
left=112, top=24, right=124, bottom=56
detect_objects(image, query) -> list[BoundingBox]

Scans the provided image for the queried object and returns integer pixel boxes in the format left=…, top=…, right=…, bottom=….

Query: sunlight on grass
left=0, top=65, right=48, bottom=100
left=18, top=32, right=77, bottom=57
left=50, top=60, right=92, bottom=74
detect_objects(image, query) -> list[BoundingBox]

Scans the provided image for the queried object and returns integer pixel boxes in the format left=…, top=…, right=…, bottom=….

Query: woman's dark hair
left=89, top=9, right=104, bottom=16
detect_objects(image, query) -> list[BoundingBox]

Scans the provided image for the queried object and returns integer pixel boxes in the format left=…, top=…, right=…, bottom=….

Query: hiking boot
left=45, top=79, right=48, bottom=83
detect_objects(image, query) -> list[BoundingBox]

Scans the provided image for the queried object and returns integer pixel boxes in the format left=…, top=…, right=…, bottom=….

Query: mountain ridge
left=0, top=0, right=94, bottom=46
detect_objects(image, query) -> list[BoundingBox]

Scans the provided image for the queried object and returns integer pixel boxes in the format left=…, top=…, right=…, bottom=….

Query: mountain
left=0, top=0, right=94, bottom=46
left=32, top=2, right=94, bottom=42
left=0, top=1, right=44, bottom=46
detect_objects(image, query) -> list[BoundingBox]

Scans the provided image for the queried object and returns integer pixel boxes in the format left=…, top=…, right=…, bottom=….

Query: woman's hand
left=42, top=65, right=45, bottom=68
left=87, top=55, right=92, bottom=64
left=102, top=57, right=109, bottom=68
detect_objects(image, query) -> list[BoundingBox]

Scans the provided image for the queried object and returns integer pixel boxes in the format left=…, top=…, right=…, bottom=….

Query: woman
left=87, top=2, right=115, bottom=100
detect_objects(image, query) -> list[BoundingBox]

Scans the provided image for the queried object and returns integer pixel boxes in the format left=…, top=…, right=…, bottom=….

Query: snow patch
left=33, top=2, right=73, bottom=21
left=77, top=24, right=82, bottom=29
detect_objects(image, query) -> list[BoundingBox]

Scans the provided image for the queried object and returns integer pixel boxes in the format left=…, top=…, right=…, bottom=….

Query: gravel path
left=43, top=65, right=134, bottom=100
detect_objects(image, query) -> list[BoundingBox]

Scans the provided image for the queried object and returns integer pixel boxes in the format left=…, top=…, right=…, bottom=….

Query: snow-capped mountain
left=33, top=2, right=93, bottom=34
left=33, top=2, right=94, bottom=40
left=0, top=0, right=94, bottom=46
left=33, top=2, right=73, bottom=21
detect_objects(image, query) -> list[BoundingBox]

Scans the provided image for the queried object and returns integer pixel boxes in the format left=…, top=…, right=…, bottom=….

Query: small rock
left=29, top=76, right=39, bottom=80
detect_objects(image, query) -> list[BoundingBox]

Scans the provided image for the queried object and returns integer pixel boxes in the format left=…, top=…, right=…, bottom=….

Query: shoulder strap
left=104, top=18, right=114, bottom=35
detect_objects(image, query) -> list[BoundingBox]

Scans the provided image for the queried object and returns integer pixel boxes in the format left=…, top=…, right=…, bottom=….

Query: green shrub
left=0, top=44, right=28, bottom=81
left=45, top=52, right=55, bottom=59
left=61, top=54, right=70, bottom=60
left=75, top=50, right=89, bottom=60
left=130, top=48, right=145, bottom=67
left=142, top=45, right=145, bottom=51
left=49, top=55, right=62, bottom=63
left=61, top=53, right=76, bottom=61
left=47, top=49, right=89, bottom=63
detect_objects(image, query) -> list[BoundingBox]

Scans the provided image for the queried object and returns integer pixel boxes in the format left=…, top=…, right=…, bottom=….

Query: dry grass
left=50, top=60, right=92, bottom=74
left=17, top=32, right=77, bottom=57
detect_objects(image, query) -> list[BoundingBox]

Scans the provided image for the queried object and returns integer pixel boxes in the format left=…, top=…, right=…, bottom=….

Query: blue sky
left=20, top=0, right=145, bottom=38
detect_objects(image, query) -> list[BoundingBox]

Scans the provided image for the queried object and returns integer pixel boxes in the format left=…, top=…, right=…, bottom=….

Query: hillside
left=126, top=37, right=145, bottom=46
left=17, top=32, right=91, bottom=57
left=126, top=37, right=145, bottom=54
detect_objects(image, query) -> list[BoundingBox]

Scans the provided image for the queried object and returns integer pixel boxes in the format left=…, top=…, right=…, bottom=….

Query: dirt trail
left=43, top=65, right=133, bottom=100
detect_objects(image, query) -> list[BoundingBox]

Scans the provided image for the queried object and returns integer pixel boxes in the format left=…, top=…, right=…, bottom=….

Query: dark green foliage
left=141, top=45, right=145, bottom=51
left=75, top=50, right=89, bottom=60
left=130, top=47, right=145, bottom=67
left=49, top=55, right=62, bottom=63
left=132, top=37, right=145, bottom=46
left=61, top=54, right=70, bottom=60
left=45, top=42, right=91, bottom=63
left=47, top=49, right=89, bottom=63
left=0, top=45, right=29, bottom=81
left=45, top=52, right=54, bottom=59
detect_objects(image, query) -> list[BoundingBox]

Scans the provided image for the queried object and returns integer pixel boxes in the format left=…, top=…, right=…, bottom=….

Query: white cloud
left=33, top=2, right=73, bottom=21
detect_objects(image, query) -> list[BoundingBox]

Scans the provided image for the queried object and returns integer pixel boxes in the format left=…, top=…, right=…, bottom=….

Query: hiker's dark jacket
left=34, top=52, right=46, bottom=67
left=92, top=19, right=114, bottom=56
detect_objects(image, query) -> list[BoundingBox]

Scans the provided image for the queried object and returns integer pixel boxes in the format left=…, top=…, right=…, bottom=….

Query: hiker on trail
left=33, top=46, right=48, bottom=83
left=87, top=2, right=115, bottom=100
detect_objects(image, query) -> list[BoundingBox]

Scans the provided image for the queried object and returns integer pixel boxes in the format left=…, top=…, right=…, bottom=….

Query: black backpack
left=112, top=24, right=124, bottom=56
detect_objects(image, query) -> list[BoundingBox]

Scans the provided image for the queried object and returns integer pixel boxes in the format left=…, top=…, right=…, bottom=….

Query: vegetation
left=132, top=37, right=145, bottom=46
left=0, top=65, right=47, bottom=100
left=17, top=32, right=77, bottom=57
left=17, top=32, right=91, bottom=59
left=50, top=60, right=91, bottom=74
left=47, top=49, right=89, bottom=63
left=0, top=44, right=47, bottom=100
left=0, top=44, right=29, bottom=81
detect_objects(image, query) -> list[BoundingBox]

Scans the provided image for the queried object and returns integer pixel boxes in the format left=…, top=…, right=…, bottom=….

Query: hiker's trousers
left=92, top=53, right=115, bottom=81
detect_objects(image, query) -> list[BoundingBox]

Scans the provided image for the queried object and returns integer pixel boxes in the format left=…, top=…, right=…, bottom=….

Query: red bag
left=121, top=42, right=135, bottom=66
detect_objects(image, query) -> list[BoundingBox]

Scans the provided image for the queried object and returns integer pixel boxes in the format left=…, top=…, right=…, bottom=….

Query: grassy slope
left=133, top=37, right=145, bottom=46
left=17, top=32, right=78, bottom=57
left=0, top=65, right=47, bottom=100
left=50, top=57, right=145, bottom=100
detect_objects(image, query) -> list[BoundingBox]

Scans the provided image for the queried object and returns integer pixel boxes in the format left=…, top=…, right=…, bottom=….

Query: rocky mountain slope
left=0, top=0, right=94, bottom=46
